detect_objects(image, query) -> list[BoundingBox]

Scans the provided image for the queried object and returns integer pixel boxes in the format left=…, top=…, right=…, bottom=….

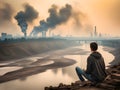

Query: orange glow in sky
left=0, top=0, right=120, bottom=37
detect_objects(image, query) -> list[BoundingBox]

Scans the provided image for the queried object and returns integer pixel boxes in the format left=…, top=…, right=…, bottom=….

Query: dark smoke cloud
left=47, top=4, right=72, bottom=28
left=31, top=4, right=72, bottom=36
left=15, top=11, right=28, bottom=36
left=15, top=4, right=38, bottom=37
left=0, top=2, right=14, bottom=24
left=23, top=4, right=39, bottom=22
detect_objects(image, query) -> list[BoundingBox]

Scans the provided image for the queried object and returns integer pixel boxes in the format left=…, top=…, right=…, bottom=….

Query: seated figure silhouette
left=75, top=42, right=107, bottom=84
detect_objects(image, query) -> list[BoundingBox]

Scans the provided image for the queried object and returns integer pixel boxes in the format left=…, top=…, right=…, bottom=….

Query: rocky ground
left=45, top=63, right=120, bottom=90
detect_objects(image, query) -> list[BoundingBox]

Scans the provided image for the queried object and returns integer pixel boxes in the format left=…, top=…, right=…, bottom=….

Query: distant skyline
left=0, top=0, right=120, bottom=37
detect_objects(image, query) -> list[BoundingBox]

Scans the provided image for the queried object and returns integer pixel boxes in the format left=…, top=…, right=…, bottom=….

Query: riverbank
left=105, top=46, right=120, bottom=66
left=0, top=43, right=119, bottom=90
left=45, top=45, right=120, bottom=90
left=0, top=39, right=78, bottom=61
left=102, top=40, right=120, bottom=65
left=0, top=46, right=87, bottom=83
left=45, top=63, right=120, bottom=90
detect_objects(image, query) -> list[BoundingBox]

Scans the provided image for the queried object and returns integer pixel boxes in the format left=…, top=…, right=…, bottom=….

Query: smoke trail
left=0, top=2, right=14, bottom=24
left=15, top=11, right=28, bottom=37
left=24, top=4, right=39, bottom=22
left=31, top=4, right=72, bottom=36
left=15, top=4, right=38, bottom=37
left=47, top=4, right=72, bottom=28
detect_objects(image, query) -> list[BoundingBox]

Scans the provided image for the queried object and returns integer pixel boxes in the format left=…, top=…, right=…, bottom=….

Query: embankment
left=0, top=38, right=77, bottom=61
left=102, top=40, right=120, bottom=65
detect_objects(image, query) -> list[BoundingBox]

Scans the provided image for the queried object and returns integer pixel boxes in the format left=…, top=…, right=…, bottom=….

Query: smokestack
left=94, top=26, right=97, bottom=37
left=24, top=32, right=27, bottom=38
left=42, top=31, right=46, bottom=37
left=49, top=29, right=51, bottom=37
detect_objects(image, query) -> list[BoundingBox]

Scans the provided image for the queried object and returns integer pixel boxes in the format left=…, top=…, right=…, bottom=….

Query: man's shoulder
left=87, top=55, right=95, bottom=61
left=88, top=53, right=95, bottom=58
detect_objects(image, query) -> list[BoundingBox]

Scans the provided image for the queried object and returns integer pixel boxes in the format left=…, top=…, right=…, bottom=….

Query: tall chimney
left=24, top=32, right=27, bottom=38
left=94, top=26, right=97, bottom=37
left=49, top=29, right=51, bottom=37
left=42, top=31, right=46, bottom=38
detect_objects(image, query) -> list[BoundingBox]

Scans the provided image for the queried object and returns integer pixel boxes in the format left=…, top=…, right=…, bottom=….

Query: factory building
left=1, top=33, right=12, bottom=41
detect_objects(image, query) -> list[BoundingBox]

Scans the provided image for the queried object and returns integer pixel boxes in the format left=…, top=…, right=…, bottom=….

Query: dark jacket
left=85, top=52, right=107, bottom=82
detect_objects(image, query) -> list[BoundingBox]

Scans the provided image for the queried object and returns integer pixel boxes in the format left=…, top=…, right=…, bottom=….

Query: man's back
left=86, top=52, right=107, bottom=82
left=75, top=42, right=107, bottom=83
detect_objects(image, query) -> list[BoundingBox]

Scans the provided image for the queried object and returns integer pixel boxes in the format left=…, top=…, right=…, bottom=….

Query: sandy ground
left=0, top=47, right=89, bottom=83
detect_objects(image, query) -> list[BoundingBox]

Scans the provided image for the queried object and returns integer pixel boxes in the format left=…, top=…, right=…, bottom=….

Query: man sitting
left=75, top=42, right=107, bottom=84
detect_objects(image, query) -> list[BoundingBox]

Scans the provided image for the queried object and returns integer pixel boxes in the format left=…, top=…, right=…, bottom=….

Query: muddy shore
left=0, top=44, right=119, bottom=90
left=0, top=46, right=88, bottom=83
left=45, top=45, right=120, bottom=90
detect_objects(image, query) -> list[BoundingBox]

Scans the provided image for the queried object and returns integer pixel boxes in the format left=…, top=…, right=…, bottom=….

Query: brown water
left=0, top=44, right=114, bottom=90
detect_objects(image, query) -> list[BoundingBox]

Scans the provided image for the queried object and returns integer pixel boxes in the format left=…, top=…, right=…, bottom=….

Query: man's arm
left=102, top=57, right=106, bottom=70
left=85, top=56, right=93, bottom=74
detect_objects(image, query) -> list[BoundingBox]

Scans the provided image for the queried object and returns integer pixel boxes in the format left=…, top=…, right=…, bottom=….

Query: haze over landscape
left=0, top=1, right=120, bottom=90
left=0, top=0, right=120, bottom=37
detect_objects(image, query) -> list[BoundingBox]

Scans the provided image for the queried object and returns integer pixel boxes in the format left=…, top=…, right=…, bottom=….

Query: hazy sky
left=0, top=0, right=120, bottom=37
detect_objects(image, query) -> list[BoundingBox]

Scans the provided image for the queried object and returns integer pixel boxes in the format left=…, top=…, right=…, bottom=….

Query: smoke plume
left=31, top=4, right=72, bottom=36
left=23, top=4, right=39, bottom=22
left=72, top=10, right=89, bottom=29
left=0, top=2, right=14, bottom=24
left=15, top=4, right=38, bottom=37
left=15, top=11, right=28, bottom=37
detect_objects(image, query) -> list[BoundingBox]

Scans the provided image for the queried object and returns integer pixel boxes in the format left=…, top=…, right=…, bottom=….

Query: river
left=0, top=44, right=114, bottom=90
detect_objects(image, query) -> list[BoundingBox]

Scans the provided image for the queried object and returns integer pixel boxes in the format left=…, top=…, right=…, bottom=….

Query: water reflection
left=52, top=68, right=69, bottom=76
left=0, top=44, right=115, bottom=90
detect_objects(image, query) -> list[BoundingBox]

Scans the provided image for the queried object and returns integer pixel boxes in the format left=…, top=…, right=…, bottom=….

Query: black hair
left=90, top=42, right=98, bottom=51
